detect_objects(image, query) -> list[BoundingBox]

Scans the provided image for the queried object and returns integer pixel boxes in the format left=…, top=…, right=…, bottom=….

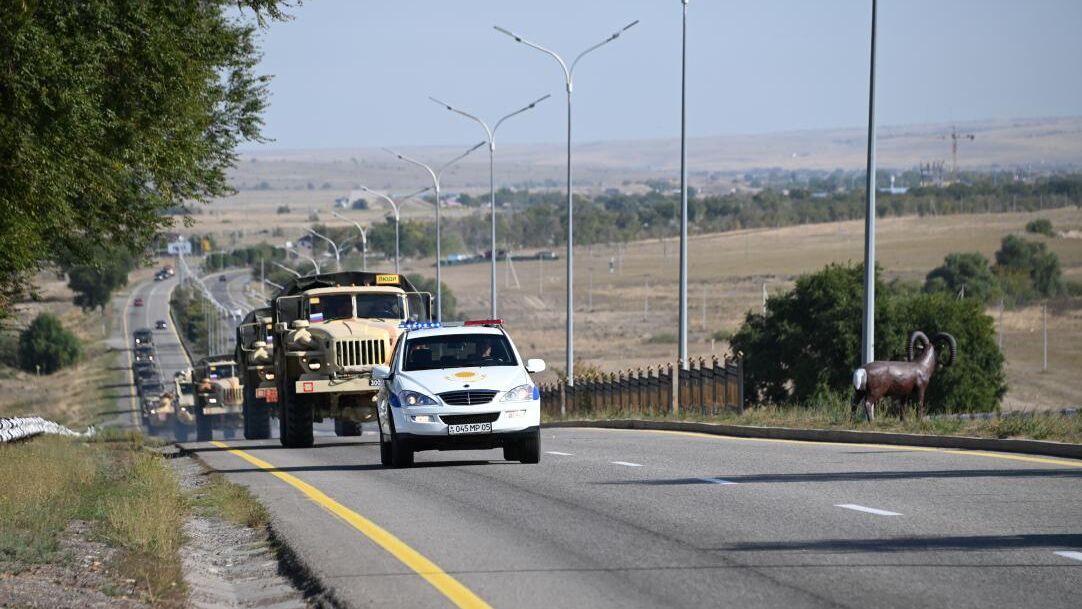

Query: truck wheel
left=244, top=396, right=271, bottom=440
left=195, top=408, right=213, bottom=442
left=334, top=419, right=362, bottom=437
left=284, top=394, right=314, bottom=448
left=173, top=418, right=189, bottom=443
left=278, top=395, right=288, bottom=446
left=517, top=430, right=541, bottom=464
left=388, top=417, right=412, bottom=468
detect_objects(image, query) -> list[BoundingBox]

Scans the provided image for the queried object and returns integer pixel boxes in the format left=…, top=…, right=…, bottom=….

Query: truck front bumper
left=295, top=374, right=380, bottom=395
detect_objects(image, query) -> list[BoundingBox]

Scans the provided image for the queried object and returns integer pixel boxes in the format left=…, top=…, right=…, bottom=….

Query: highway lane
left=185, top=427, right=1082, bottom=609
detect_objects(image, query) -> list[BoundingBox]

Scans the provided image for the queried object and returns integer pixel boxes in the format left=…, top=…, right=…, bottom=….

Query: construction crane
left=941, top=126, right=975, bottom=181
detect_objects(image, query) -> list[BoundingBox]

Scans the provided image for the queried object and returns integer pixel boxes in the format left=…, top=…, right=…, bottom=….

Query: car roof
left=403, top=326, right=505, bottom=339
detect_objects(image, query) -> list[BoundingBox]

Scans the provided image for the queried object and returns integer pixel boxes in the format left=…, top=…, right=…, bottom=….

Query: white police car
left=372, top=320, right=546, bottom=468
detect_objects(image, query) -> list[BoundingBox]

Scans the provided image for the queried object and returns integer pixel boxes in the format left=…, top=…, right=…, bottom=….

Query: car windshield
left=178, top=383, right=193, bottom=395
left=402, top=333, right=517, bottom=371
left=356, top=293, right=404, bottom=319
left=142, top=384, right=163, bottom=394
left=310, top=294, right=353, bottom=322
left=206, top=364, right=237, bottom=379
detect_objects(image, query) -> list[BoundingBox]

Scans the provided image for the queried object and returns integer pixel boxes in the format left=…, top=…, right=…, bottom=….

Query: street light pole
left=271, top=261, right=301, bottom=278
left=307, top=229, right=341, bottom=272
left=429, top=94, right=551, bottom=318
left=286, top=244, right=320, bottom=274
left=385, top=142, right=486, bottom=322
left=357, top=185, right=430, bottom=274
left=331, top=211, right=367, bottom=272
left=495, top=20, right=638, bottom=392
left=678, top=0, right=690, bottom=373
left=861, top=0, right=879, bottom=366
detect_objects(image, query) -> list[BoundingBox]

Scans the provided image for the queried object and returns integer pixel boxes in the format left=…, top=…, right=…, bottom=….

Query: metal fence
left=540, top=355, right=743, bottom=419
left=0, top=417, right=94, bottom=443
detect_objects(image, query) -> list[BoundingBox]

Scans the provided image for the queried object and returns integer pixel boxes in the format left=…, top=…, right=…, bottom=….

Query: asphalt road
left=184, top=427, right=1082, bottom=609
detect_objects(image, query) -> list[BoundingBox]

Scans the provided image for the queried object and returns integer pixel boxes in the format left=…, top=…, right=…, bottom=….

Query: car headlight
left=306, top=359, right=321, bottom=371
left=411, top=415, right=437, bottom=423
left=207, top=398, right=218, bottom=404
left=399, top=390, right=438, bottom=407
left=265, top=372, right=275, bottom=380
left=501, top=384, right=535, bottom=402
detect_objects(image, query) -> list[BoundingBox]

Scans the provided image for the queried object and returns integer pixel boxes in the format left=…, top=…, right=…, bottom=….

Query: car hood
left=397, top=366, right=530, bottom=397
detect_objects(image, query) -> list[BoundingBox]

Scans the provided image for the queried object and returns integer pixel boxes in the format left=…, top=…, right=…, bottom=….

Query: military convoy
left=270, top=272, right=432, bottom=448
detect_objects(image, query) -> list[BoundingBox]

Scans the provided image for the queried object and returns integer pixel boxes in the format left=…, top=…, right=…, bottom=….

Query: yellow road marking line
left=209, top=441, right=493, bottom=609
left=579, top=427, right=1082, bottom=468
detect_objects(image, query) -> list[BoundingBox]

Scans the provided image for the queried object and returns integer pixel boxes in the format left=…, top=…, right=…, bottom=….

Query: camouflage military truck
left=172, top=369, right=196, bottom=442
left=192, top=354, right=244, bottom=441
left=235, top=307, right=275, bottom=440
left=271, top=272, right=432, bottom=448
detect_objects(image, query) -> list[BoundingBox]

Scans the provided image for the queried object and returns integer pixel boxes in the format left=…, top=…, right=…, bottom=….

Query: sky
left=242, top=0, right=1082, bottom=151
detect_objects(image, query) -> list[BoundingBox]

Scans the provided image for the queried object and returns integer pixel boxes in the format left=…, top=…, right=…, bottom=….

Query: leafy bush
left=924, top=252, right=998, bottom=302
left=1025, top=218, right=1054, bottom=237
left=276, top=205, right=291, bottom=214
left=731, top=263, right=1005, bottom=413
left=993, top=235, right=1062, bottom=302
left=405, top=274, right=456, bottom=320
left=17, top=313, right=82, bottom=374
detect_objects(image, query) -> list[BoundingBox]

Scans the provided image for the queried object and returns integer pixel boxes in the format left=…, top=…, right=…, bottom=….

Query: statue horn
left=932, top=332, right=958, bottom=367
left=908, top=331, right=930, bottom=362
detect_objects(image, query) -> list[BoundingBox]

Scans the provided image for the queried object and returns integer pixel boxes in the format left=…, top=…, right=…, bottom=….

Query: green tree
left=17, top=313, right=82, bottom=374
left=924, top=252, right=998, bottom=302
left=65, top=247, right=135, bottom=311
left=993, top=235, right=1062, bottom=301
left=732, top=263, right=1005, bottom=413
left=0, top=1, right=287, bottom=316
left=1025, top=218, right=1054, bottom=237
left=406, top=274, right=456, bottom=320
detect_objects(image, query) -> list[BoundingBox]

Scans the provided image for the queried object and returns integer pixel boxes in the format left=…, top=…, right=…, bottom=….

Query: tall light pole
left=861, top=0, right=878, bottom=366
left=356, top=185, right=430, bottom=274
left=495, top=20, right=638, bottom=392
left=271, top=261, right=301, bottom=278
left=429, top=94, right=551, bottom=318
left=678, top=0, right=690, bottom=374
left=331, top=211, right=368, bottom=272
left=385, top=142, right=486, bottom=322
left=307, top=228, right=341, bottom=272
left=286, top=244, right=320, bottom=274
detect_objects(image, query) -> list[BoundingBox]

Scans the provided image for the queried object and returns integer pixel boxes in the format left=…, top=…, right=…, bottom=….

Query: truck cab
left=235, top=307, right=275, bottom=440
left=272, top=272, right=432, bottom=448
left=192, top=355, right=244, bottom=442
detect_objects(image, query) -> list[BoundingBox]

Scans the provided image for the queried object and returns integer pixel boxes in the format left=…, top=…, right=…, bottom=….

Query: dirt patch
left=0, top=520, right=148, bottom=609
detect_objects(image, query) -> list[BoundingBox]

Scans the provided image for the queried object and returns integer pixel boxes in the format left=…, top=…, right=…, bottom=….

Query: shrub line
left=545, top=418, right=1082, bottom=461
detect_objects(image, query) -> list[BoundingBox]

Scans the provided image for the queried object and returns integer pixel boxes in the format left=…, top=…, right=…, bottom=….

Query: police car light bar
left=398, top=321, right=442, bottom=330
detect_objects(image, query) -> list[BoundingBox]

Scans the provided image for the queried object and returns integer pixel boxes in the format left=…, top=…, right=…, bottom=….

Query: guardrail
left=0, top=417, right=95, bottom=443
left=540, top=354, right=743, bottom=418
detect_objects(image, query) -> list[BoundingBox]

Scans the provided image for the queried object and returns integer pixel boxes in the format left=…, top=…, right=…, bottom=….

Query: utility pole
left=678, top=0, right=690, bottom=372
left=1043, top=303, right=1048, bottom=372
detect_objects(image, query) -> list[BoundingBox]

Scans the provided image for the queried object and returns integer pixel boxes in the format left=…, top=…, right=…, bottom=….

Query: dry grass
left=191, top=472, right=268, bottom=530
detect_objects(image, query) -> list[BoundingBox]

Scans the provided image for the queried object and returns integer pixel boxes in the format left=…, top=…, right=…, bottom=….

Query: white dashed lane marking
left=611, top=461, right=643, bottom=467
left=545, top=451, right=574, bottom=456
left=835, top=504, right=902, bottom=516
left=1054, top=551, right=1082, bottom=562
left=698, top=477, right=738, bottom=485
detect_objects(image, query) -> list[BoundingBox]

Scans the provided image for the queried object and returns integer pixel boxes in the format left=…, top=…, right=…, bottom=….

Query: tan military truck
left=193, top=355, right=244, bottom=441
left=272, top=272, right=432, bottom=448
left=172, top=369, right=197, bottom=442
left=235, top=307, right=275, bottom=440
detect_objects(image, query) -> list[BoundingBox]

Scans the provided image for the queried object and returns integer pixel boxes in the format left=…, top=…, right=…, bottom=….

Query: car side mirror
left=371, top=365, right=391, bottom=380
left=274, top=322, right=288, bottom=333
left=525, top=358, right=546, bottom=374
left=291, top=319, right=310, bottom=330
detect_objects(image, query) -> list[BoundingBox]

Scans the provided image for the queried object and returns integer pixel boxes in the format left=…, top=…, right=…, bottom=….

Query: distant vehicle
left=372, top=319, right=545, bottom=467
left=162, top=265, right=175, bottom=277
left=133, top=361, right=158, bottom=382
left=172, top=369, right=197, bottom=441
left=192, top=354, right=244, bottom=441
left=219, top=275, right=228, bottom=282
left=235, top=308, right=275, bottom=440
left=133, top=328, right=154, bottom=347
left=154, top=272, right=166, bottom=281
left=133, top=345, right=156, bottom=363
left=133, top=297, right=145, bottom=307
left=537, top=250, right=558, bottom=260
left=155, top=320, right=168, bottom=330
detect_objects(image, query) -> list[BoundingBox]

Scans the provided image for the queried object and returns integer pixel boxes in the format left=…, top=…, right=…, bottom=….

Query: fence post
left=737, top=355, right=745, bottom=414
left=671, top=362, right=679, bottom=416
left=711, top=355, right=720, bottom=415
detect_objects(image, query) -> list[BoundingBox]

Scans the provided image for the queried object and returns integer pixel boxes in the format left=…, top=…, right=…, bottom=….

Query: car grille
left=440, top=412, right=500, bottom=425
left=438, top=390, right=498, bottom=406
left=335, top=339, right=387, bottom=368
left=224, top=386, right=244, bottom=405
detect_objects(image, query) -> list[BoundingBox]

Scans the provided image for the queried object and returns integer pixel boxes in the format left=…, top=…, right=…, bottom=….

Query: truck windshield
left=178, top=383, right=193, bottom=395
left=356, top=294, right=403, bottom=319
left=403, top=334, right=517, bottom=371
left=207, top=364, right=237, bottom=379
left=310, top=294, right=353, bottom=322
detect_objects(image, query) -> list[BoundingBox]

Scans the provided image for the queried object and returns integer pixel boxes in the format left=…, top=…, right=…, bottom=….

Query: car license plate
left=447, top=422, right=492, bottom=435
left=369, top=378, right=382, bottom=387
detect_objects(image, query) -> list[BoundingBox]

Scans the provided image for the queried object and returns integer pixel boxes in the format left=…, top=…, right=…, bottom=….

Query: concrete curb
left=544, top=419, right=1082, bottom=461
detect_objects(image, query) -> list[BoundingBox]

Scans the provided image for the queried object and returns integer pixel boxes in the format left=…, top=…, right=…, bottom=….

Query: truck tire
left=195, top=406, right=213, bottom=442
left=243, top=386, right=271, bottom=440
left=334, top=419, right=362, bottom=437
left=517, top=430, right=541, bottom=464
left=283, top=393, right=314, bottom=448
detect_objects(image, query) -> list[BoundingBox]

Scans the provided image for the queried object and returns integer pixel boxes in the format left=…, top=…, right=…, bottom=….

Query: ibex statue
left=852, top=331, right=957, bottom=421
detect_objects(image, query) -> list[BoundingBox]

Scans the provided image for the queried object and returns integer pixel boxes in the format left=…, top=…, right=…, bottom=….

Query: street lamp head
left=493, top=25, right=521, bottom=42
left=428, top=96, right=454, bottom=111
